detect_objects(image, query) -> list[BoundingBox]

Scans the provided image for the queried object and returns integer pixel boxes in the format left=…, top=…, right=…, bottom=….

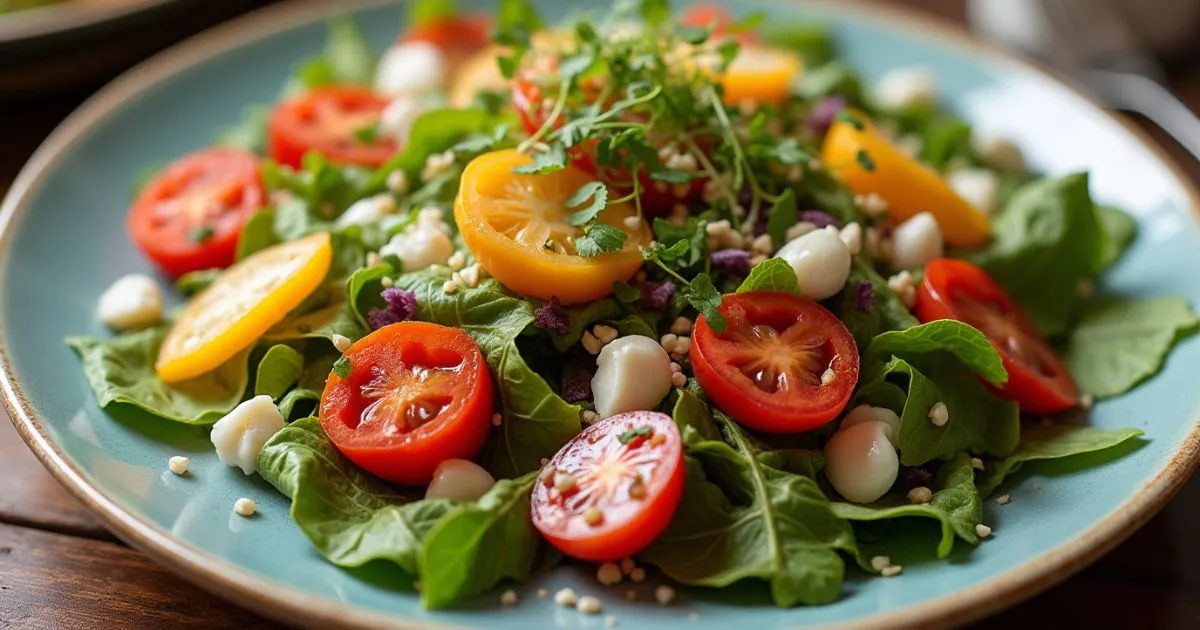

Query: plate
left=2, top=0, right=1199, bottom=628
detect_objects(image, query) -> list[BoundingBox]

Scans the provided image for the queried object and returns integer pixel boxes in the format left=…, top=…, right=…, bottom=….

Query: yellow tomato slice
left=821, top=114, right=990, bottom=248
left=720, top=45, right=802, bottom=106
left=455, top=149, right=651, bottom=305
left=156, top=232, right=332, bottom=383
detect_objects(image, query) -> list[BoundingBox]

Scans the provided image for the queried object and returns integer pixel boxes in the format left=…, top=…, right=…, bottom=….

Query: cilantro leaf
left=575, top=223, right=628, bottom=257
left=565, top=181, right=609, bottom=226
left=332, top=356, right=351, bottom=378
left=558, top=52, right=596, bottom=82
left=512, top=144, right=567, bottom=174
left=686, top=273, right=726, bottom=332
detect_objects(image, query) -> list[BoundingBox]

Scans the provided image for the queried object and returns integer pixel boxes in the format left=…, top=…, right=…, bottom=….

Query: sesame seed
left=629, top=567, right=646, bottom=583
left=751, top=234, right=773, bottom=255
left=928, top=401, right=949, bottom=427
left=971, top=457, right=984, bottom=471
left=577, top=595, right=603, bottom=614
left=675, top=336, right=690, bottom=355
left=1079, top=394, right=1094, bottom=410
left=605, top=615, right=619, bottom=627
left=594, top=324, right=618, bottom=345
left=976, top=523, right=993, bottom=539
left=870, top=555, right=891, bottom=572
left=582, top=331, right=603, bottom=355
left=907, top=486, right=933, bottom=505
left=660, top=333, right=678, bottom=350
left=459, top=264, right=482, bottom=288
left=628, top=477, right=647, bottom=500
left=820, top=368, right=835, bottom=385
left=167, top=456, right=189, bottom=476
left=881, top=565, right=903, bottom=577
left=537, top=588, right=548, bottom=598
left=620, top=557, right=636, bottom=575
left=996, top=494, right=1011, bottom=506
left=584, top=506, right=604, bottom=526
left=366, top=252, right=382, bottom=267
left=491, top=413, right=503, bottom=427
left=441, top=280, right=459, bottom=294
left=624, top=216, right=642, bottom=230
left=654, top=585, right=675, bottom=605
left=671, top=372, right=687, bottom=388
left=554, top=472, right=577, bottom=494
left=447, top=251, right=466, bottom=271
left=670, top=317, right=694, bottom=335
left=233, top=498, right=256, bottom=517
left=380, top=277, right=394, bottom=288
left=582, top=410, right=599, bottom=425
left=598, top=561, right=623, bottom=585
left=500, top=589, right=518, bottom=606
left=385, top=170, right=409, bottom=194
left=331, top=334, right=352, bottom=353
left=554, top=588, right=578, bottom=607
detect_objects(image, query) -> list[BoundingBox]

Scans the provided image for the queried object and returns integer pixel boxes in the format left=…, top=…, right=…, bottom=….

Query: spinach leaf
left=736, top=258, right=800, bottom=295
left=66, top=328, right=249, bottom=425
left=257, top=418, right=453, bottom=574
left=670, top=388, right=721, bottom=445
left=277, top=387, right=320, bottom=420
left=830, top=259, right=917, bottom=349
left=263, top=155, right=373, bottom=238
left=967, top=173, right=1102, bottom=337
left=266, top=284, right=364, bottom=345
left=1095, top=205, right=1137, bottom=272
left=832, top=453, right=981, bottom=558
left=175, top=268, right=220, bottom=296
left=860, top=358, right=1019, bottom=466
left=419, top=472, right=541, bottom=608
left=395, top=272, right=580, bottom=477
left=345, top=263, right=394, bottom=329
left=865, top=320, right=1007, bottom=386
left=254, top=345, right=305, bottom=400
left=235, top=210, right=280, bottom=261
left=1063, top=297, right=1197, bottom=399
left=918, top=117, right=973, bottom=171
left=640, top=415, right=858, bottom=607
left=287, top=17, right=376, bottom=93
left=976, top=424, right=1144, bottom=497
left=369, top=108, right=494, bottom=192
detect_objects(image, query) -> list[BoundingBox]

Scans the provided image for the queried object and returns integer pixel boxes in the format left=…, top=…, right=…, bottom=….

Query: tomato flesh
left=320, top=321, right=494, bottom=486
left=531, top=411, right=684, bottom=562
left=691, top=291, right=860, bottom=433
left=127, top=148, right=264, bottom=277
left=402, top=14, right=492, bottom=72
left=268, top=86, right=397, bottom=170
left=915, top=259, right=1078, bottom=415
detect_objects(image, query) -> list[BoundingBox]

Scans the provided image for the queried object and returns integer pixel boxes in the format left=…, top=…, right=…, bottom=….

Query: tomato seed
left=583, top=507, right=604, bottom=526
left=629, top=479, right=647, bottom=500
left=649, top=432, right=667, bottom=447
left=554, top=472, right=577, bottom=494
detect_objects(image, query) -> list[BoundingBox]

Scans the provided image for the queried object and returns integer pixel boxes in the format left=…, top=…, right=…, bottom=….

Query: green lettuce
left=287, top=17, right=376, bottom=94
left=976, top=424, right=1145, bottom=497
left=830, top=259, right=918, bottom=349
left=253, top=344, right=304, bottom=400
left=737, top=258, right=801, bottom=294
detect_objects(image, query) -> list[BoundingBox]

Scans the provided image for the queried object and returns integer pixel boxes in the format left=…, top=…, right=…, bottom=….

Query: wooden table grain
left=2, top=2, right=1199, bottom=628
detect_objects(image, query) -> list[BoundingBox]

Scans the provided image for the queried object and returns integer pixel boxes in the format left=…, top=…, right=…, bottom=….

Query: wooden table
left=2, top=1, right=1200, bottom=628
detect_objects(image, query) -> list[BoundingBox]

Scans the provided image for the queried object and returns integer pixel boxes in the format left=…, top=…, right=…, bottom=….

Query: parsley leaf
left=565, top=181, right=609, bottom=226
left=618, top=424, right=655, bottom=444
left=685, top=273, right=726, bottom=332
left=332, top=356, right=351, bottom=378
left=575, top=223, right=628, bottom=257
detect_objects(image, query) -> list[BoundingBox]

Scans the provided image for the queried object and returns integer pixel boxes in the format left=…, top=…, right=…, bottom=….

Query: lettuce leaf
left=737, top=258, right=801, bottom=294
left=976, top=424, right=1145, bottom=497
left=286, top=17, right=376, bottom=94
left=66, top=328, right=250, bottom=425
left=829, top=259, right=918, bottom=349
left=253, top=344, right=304, bottom=400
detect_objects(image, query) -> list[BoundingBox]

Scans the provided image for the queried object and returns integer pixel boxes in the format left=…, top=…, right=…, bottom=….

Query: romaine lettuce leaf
left=976, top=424, right=1145, bottom=497
left=253, top=344, right=304, bottom=400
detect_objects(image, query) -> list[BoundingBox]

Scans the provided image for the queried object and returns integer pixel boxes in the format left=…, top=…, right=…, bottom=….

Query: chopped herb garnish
left=353, top=122, right=379, bottom=144
left=618, top=424, right=654, bottom=444
left=188, top=226, right=215, bottom=243
left=332, top=356, right=351, bottom=378
left=856, top=148, right=875, bottom=172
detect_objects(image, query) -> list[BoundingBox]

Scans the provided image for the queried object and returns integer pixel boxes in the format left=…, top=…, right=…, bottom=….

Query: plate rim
left=1, top=0, right=1198, bottom=629
left=0, top=0, right=175, bottom=44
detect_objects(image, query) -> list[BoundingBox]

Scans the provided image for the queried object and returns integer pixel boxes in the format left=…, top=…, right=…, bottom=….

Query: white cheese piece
left=591, top=336, right=673, bottom=418
left=839, top=405, right=901, bottom=447
left=824, top=420, right=900, bottom=504
left=379, top=208, right=454, bottom=272
left=946, top=168, right=1000, bottom=215
left=335, top=194, right=397, bottom=229
left=775, top=226, right=852, bottom=300
left=210, top=395, right=285, bottom=475
left=378, top=94, right=424, bottom=146
left=873, top=66, right=936, bottom=111
left=375, top=41, right=447, bottom=96
left=425, top=459, right=496, bottom=502
left=97, top=274, right=163, bottom=331
left=890, top=212, right=944, bottom=271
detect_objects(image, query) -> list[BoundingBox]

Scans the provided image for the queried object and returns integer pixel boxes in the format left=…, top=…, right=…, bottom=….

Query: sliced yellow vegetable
left=821, top=113, right=990, bottom=247
left=156, top=232, right=332, bottom=383
left=720, top=45, right=802, bottom=106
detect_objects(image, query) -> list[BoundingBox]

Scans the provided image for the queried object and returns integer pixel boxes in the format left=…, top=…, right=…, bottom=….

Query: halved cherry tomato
left=319, top=321, right=494, bottom=486
left=691, top=291, right=860, bottom=433
left=531, top=410, right=684, bottom=562
left=268, top=86, right=397, bottom=169
left=157, top=232, right=332, bottom=383
left=455, top=149, right=651, bottom=305
left=402, top=14, right=491, bottom=72
left=127, top=148, right=264, bottom=278
left=821, top=113, right=990, bottom=247
left=915, top=259, right=1078, bottom=415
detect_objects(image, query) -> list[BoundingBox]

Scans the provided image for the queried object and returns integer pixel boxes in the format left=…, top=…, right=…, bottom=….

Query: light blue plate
left=3, top=1, right=1198, bottom=628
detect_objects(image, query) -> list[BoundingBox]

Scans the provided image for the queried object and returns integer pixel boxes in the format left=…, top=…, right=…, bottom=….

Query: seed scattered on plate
left=167, top=456, right=189, bottom=475
left=233, top=497, right=256, bottom=516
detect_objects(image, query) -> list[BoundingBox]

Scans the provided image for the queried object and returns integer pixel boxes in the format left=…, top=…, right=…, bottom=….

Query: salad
left=69, top=0, right=1198, bottom=613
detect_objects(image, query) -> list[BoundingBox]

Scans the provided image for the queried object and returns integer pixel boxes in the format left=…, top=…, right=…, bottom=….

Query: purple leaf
left=797, top=210, right=842, bottom=229
left=807, top=96, right=846, bottom=136
left=711, top=248, right=751, bottom=279
left=853, top=280, right=875, bottom=312
left=534, top=296, right=570, bottom=335
left=641, top=281, right=677, bottom=310
left=367, top=288, right=417, bottom=329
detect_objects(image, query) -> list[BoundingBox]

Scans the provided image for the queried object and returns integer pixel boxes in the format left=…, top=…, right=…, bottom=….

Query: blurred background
left=1, top=0, right=1199, bottom=628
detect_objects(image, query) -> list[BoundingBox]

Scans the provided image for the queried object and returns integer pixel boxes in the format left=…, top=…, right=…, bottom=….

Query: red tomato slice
left=679, top=3, right=760, bottom=43
left=319, top=321, right=495, bottom=486
left=402, top=14, right=491, bottom=72
left=268, top=85, right=397, bottom=170
left=915, top=259, right=1079, bottom=415
left=691, top=292, right=860, bottom=433
left=531, top=411, right=684, bottom=562
left=127, top=148, right=264, bottom=278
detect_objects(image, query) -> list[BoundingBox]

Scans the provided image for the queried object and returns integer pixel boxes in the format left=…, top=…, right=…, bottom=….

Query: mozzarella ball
left=378, top=95, right=424, bottom=147
left=379, top=210, right=454, bottom=272
left=873, top=66, right=935, bottom=111
left=375, top=41, right=447, bottom=96
left=97, top=274, right=163, bottom=331
left=425, top=459, right=496, bottom=502
left=972, top=133, right=1026, bottom=173
left=591, top=336, right=673, bottom=418
left=775, top=226, right=852, bottom=300
left=824, top=420, right=900, bottom=504
left=840, top=405, right=901, bottom=447
left=946, top=168, right=1000, bottom=215
left=335, top=194, right=397, bottom=229
left=890, top=212, right=944, bottom=271
left=210, top=395, right=285, bottom=475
